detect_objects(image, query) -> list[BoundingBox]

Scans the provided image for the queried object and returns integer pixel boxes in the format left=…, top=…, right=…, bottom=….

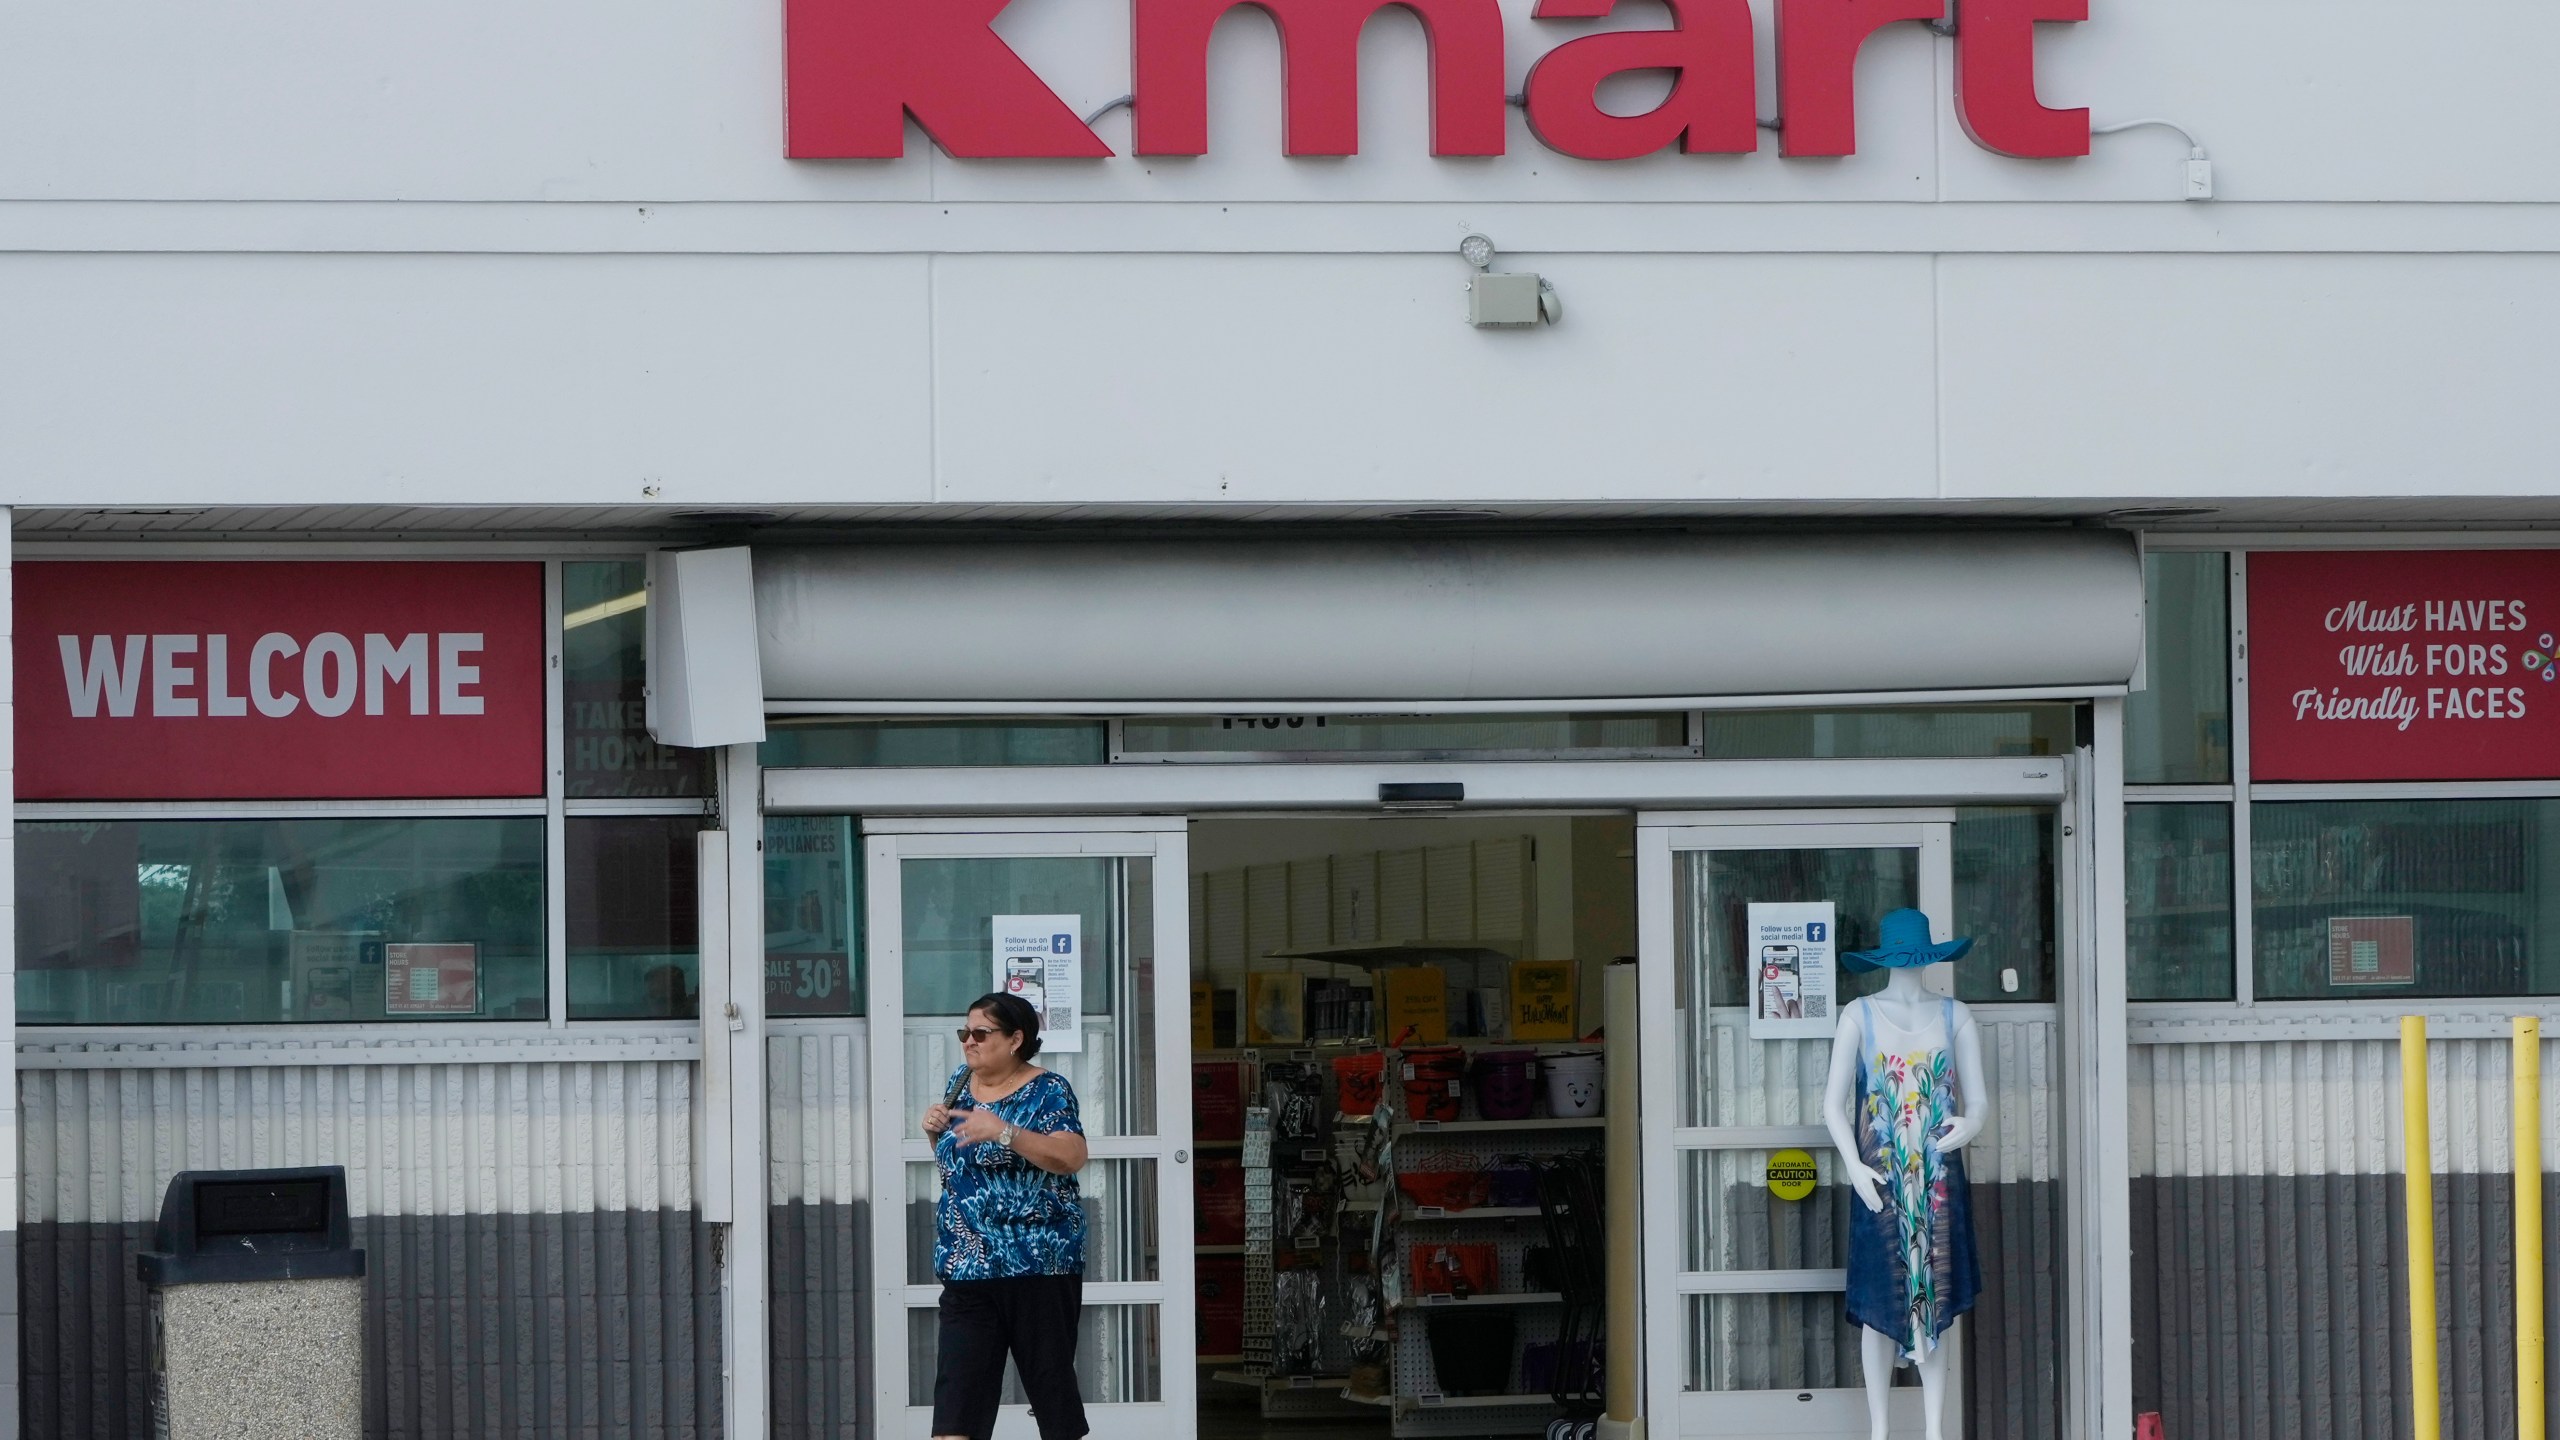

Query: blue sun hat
left=1839, top=907, right=1973, bottom=974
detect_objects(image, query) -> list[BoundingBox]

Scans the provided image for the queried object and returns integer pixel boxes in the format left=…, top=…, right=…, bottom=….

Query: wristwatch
left=997, top=1125, right=1017, bottom=1150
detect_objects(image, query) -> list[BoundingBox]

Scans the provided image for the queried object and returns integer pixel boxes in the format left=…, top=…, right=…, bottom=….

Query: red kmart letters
left=785, top=0, right=1110, bottom=158
left=1774, top=0, right=1944, bottom=156
left=1953, top=0, right=2091, bottom=158
left=1132, top=0, right=1508, bottom=156
left=1524, top=0, right=1756, bottom=160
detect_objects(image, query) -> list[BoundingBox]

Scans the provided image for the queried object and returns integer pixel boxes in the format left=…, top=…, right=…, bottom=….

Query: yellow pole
left=2404, top=1015, right=2441, bottom=1440
left=2517, top=1016, right=2545, bottom=1440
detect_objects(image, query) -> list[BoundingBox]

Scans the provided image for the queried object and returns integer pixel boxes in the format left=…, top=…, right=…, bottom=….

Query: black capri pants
left=931, top=1274, right=1088, bottom=1440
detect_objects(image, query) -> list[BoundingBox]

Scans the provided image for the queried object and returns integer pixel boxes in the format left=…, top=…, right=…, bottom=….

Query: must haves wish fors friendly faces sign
left=2248, top=550, right=2560, bottom=783
left=17, top=561, right=546, bottom=800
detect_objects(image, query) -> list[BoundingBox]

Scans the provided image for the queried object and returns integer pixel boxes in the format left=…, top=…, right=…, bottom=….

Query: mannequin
left=1820, top=910, right=1988, bottom=1440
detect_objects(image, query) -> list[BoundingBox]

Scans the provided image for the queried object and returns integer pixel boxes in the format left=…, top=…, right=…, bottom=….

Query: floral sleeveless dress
left=1843, top=996, right=1981, bottom=1363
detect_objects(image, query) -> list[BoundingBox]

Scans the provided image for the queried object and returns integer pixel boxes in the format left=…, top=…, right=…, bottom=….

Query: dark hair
left=966, top=992, right=1044, bottom=1061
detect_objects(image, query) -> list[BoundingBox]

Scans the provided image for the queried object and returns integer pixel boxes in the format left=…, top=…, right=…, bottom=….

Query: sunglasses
left=955, top=1025, right=1010, bottom=1044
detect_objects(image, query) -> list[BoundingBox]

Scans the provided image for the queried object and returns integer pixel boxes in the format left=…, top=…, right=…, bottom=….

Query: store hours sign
left=2249, top=550, right=2560, bottom=782
left=17, top=561, right=546, bottom=799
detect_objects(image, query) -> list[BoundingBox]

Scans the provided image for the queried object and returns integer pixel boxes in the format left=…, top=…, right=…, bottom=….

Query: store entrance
left=1187, top=814, right=1637, bottom=1440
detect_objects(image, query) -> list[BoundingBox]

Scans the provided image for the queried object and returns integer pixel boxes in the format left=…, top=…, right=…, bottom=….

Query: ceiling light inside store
left=564, top=591, right=647, bottom=629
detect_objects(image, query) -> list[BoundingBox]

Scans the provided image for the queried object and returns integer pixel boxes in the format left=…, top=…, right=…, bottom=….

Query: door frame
left=1635, top=811, right=1963, bottom=1438
left=862, top=817, right=1197, bottom=1440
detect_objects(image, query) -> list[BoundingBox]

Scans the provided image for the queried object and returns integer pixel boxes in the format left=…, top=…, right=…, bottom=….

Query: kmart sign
left=785, top=0, right=2091, bottom=162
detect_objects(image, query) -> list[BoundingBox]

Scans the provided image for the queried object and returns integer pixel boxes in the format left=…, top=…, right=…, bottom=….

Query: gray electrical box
left=1467, top=271, right=1546, bottom=328
left=139, top=1167, right=367, bottom=1440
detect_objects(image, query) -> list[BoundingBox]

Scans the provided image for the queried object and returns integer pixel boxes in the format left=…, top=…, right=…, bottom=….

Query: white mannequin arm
left=1823, top=999, right=1886, bottom=1213
left=1934, top=1001, right=1991, bottom=1154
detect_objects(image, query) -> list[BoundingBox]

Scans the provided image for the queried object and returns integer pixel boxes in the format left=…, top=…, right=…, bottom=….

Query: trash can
left=137, top=1165, right=367, bottom=1439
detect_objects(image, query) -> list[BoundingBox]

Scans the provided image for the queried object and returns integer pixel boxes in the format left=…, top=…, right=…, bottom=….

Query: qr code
left=1045, top=1004, right=1076, bottom=1031
left=1804, top=996, right=1827, bottom=1018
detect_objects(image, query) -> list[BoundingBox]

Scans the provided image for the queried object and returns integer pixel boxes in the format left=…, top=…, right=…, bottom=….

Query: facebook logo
left=1052, top=934, right=1073, bottom=953
left=1806, top=922, right=1828, bottom=942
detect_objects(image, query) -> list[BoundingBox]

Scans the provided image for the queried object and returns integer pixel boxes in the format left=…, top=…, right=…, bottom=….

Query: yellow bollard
left=2518, top=1016, right=2545, bottom=1440
left=2404, top=1015, right=2441, bottom=1440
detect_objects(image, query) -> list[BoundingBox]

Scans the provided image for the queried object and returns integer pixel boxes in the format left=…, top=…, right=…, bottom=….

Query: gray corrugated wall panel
left=2132, top=1174, right=2560, bottom=1440
left=19, top=1212, right=720, bottom=1440
left=769, top=1200, right=871, bottom=1440
left=1964, top=1180, right=2064, bottom=1440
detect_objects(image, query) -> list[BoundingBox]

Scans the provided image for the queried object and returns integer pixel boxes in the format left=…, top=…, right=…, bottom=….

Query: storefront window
left=1952, top=808, right=2057, bottom=1003
left=766, top=815, right=862, bottom=1017
left=564, top=559, right=712, bottom=798
left=1700, top=706, right=2074, bottom=760
left=2126, top=804, right=2236, bottom=1000
left=566, top=815, right=707, bottom=1019
left=2125, top=552, right=2231, bottom=785
left=1118, top=712, right=1690, bottom=758
left=760, top=720, right=1107, bottom=768
left=2253, top=798, right=2560, bottom=999
left=16, top=816, right=544, bottom=1024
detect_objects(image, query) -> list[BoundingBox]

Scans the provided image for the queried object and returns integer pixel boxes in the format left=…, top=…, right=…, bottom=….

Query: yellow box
left=1245, top=973, right=1305, bottom=1045
left=1508, top=960, right=1578, bottom=1041
left=1192, top=982, right=1215, bottom=1051
left=1380, top=966, right=1448, bottom=1046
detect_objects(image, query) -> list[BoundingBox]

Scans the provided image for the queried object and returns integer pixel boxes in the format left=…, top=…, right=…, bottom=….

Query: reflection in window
left=2124, top=552, right=2231, bottom=785
left=2253, top=799, right=2560, bottom=999
left=1118, top=713, right=1690, bottom=758
left=2127, top=804, right=2235, bottom=1000
left=1702, top=706, right=2074, bottom=760
left=563, top=559, right=711, bottom=798
left=16, top=817, right=544, bottom=1025
left=761, top=720, right=1106, bottom=768
left=766, top=815, right=862, bottom=1017
left=1952, top=809, right=2058, bottom=1003
left=566, top=815, right=707, bottom=1019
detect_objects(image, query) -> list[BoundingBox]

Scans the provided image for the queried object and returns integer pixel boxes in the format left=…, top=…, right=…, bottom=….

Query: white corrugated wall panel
left=19, top=1057, right=696, bottom=1224
left=766, top=1024, right=869, bottom=1207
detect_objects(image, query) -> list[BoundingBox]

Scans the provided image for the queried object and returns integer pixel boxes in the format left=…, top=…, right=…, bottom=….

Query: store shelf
left=1405, top=1392, right=1561, bottom=1409
left=1214, top=1370, right=1352, bottom=1394
left=1197, top=1244, right=1247, bottom=1255
left=1394, top=1291, right=1562, bottom=1310
left=1196, top=1353, right=1246, bottom=1367
left=1395, top=1117, right=1604, bottom=1135
left=1402, top=1205, right=1540, bottom=1220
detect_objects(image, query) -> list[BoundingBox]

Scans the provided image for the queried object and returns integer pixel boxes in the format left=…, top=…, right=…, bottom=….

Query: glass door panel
left=867, top=823, right=1192, bottom=1440
left=1641, top=818, right=1956, bottom=1439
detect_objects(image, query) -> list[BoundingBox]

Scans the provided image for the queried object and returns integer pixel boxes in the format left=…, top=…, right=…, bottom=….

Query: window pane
left=765, top=815, right=862, bottom=1017
left=1701, top=706, right=2074, bottom=760
left=2127, top=804, right=2235, bottom=1000
left=564, top=559, right=712, bottom=798
left=760, top=720, right=1106, bottom=768
left=566, top=815, right=706, bottom=1019
left=17, top=817, right=544, bottom=1025
left=2125, top=552, right=2231, bottom=785
left=1118, top=712, right=1690, bottom=758
left=2254, top=799, right=2560, bottom=999
left=1953, top=808, right=2057, bottom=1003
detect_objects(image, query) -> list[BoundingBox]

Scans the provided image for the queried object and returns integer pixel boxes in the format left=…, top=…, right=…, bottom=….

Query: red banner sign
left=17, top=561, right=546, bottom=800
left=2248, top=550, right=2560, bottom=782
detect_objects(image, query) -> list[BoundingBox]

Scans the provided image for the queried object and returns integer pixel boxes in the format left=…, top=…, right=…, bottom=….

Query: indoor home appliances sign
left=17, top=561, right=546, bottom=800
left=786, top=0, right=2093, bottom=161
left=2250, top=551, right=2560, bottom=782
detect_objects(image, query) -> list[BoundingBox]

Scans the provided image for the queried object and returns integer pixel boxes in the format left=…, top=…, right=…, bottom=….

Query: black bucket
left=1425, top=1311, right=1517, bottom=1397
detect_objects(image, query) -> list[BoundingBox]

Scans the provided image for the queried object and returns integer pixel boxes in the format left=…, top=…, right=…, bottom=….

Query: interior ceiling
left=17, top=496, right=2560, bottom=542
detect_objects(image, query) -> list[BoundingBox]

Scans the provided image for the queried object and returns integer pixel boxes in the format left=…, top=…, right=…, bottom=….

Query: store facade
left=6, top=0, right=2560, bottom=1435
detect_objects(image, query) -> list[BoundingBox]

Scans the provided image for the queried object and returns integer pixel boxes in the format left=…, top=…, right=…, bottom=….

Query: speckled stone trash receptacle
left=139, top=1167, right=369, bottom=1440
left=149, top=1275, right=366, bottom=1438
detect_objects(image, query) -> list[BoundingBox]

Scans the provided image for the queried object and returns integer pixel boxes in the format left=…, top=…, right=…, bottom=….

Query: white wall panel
left=1939, top=0, right=2560, bottom=204
left=932, top=253, right=1938, bottom=504
left=2129, top=1035, right=2560, bottom=1179
left=0, top=253, right=933, bottom=509
left=18, top=1057, right=696, bottom=1224
left=766, top=1024, right=870, bottom=1208
left=1939, top=254, right=2560, bottom=501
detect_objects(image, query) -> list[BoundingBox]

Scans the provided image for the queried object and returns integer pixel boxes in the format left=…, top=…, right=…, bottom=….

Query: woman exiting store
left=922, top=992, right=1094, bottom=1440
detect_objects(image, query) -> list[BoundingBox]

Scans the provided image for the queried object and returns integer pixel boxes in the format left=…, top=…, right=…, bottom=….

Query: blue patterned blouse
left=933, top=1066, right=1087, bottom=1282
